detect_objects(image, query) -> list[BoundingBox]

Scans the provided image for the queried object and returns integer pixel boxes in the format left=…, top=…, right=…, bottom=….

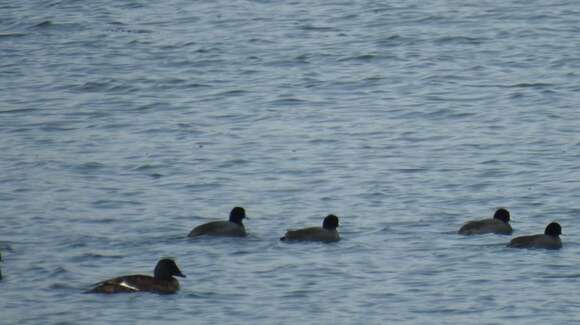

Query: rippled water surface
left=2, top=0, right=580, bottom=323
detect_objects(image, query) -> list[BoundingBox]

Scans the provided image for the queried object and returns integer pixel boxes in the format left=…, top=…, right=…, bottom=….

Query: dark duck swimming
left=87, top=258, right=185, bottom=294
left=281, top=214, right=340, bottom=242
left=188, top=207, right=247, bottom=238
left=458, top=208, right=513, bottom=235
left=508, top=222, right=562, bottom=250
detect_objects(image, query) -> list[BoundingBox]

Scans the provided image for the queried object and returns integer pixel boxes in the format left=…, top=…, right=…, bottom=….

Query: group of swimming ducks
left=86, top=207, right=340, bottom=294
left=0, top=207, right=563, bottom=295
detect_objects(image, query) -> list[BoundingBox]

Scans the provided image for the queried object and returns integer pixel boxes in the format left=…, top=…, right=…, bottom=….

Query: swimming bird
left=280, top=214, right=340, bottom=242
left=188, top=207, right=247, bottom=237
left=87, top=258, right=185, bottom=294
left=508, top=222, right=562, bottom=250
left=458, top=208, right=513, bottom=235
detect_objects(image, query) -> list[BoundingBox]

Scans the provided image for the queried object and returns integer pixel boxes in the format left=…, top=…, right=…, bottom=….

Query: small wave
left=50, top=266, right=69, bottom=276
left=75, top=79, right=138, bottom=94
left=194, top=47, right=220, bottom=54
left=308, top=138, right=339, bottom=145
left=131, top=164, right=161, bottom=171
left=376, top=34, right=421, bottom=47
left=282, top=290, right=313, bottom=298
left=30, top=20, right=83, bottom=32
left=92, top=199, right=142, bottom=209
left=84, top=218, right=117, bottom=224
left=183, top=291, right=217, bottom=299
left=79, top=252, right=126, bottom=259
left=390, top=168, right=426, bottom=174
left=48, top=283, right=77, bottom=290
left=269, top=97, right=308, bottom=106
left=0, top=108, right=38, bottom=114
left=33, top=20, right=53, bottom=28
left=293, top=54, right=311, bottom=63
left=217, top=89, right=249, bottom=97
left=77, top=81, right=110, bottom=92
left=130, top=165, right=164, bottom=179
left=383, top=34, right=402, bottom=41
left=183, top=183, right=221, bottom=191
left=543, top=273, right=580, bottom=279
left=507, top=82, right=554, bottom=89
left=474, top=82, right=555, bottom=89
left=481, top=159, right=500, bottom=165
left=217, top=159, right=250, bottom=168
left=415, top=15, right=449, bottom=23
left=338, top=54, right=381, bottom=62
left=105, top=27, right=152, bottom=34
left=299, top=25, right=337, bottom=32
left=428, top=108, right=477, bottom=119
left=363, top=76, right=385, bottom=82
left=434, top=36, right=486, bottom=45
left=78, top=162, right=106, bottom=170
left=0, top=32, right=27, bottom=38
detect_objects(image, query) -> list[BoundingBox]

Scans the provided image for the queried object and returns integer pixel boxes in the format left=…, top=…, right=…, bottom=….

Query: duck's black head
left=229, top=207, right=246, bottom=225
left=493, top=208, right=510, bottom=223
left=154, top=259, right=186, bottom=280
left=322, top=214, right=339, bottom=230
left=545, top=222, right=562, bottom=237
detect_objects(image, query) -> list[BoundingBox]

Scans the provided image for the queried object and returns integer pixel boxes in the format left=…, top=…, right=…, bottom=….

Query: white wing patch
left=119, top=281, right=139, bottom=291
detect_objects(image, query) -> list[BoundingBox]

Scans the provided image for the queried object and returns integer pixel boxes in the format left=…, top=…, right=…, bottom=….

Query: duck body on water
left=458, top=208, right=513, bottom=235
left=280, top=214, right=340, bottom=243
left=508, top=222, right=562, bottom=250
left=87, top=259, right=186, bottom=294
left=188, top=207, right=247, bottom=238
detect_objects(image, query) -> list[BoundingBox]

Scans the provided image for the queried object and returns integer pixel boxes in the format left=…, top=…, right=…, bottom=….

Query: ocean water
left=2, top=0, right=580, bottom=323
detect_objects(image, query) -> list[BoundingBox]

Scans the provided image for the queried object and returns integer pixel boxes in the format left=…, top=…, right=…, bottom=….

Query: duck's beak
left=175, top=271, right=186, bottom=278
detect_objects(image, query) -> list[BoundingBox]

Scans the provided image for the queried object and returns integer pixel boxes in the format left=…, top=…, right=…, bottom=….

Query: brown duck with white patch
left=87, top=258, right=185, bottom=294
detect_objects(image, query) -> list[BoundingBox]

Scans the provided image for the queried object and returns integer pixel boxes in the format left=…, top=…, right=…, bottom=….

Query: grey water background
left=2, top=0, right=580, bottom=323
